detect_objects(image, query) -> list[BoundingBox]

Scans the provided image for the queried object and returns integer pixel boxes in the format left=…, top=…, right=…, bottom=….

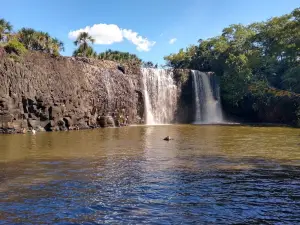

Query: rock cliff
left=173, top=69, right=194, bottom=123
left=0, top=50, right=144, bottom=133
left=1, top=49, right=299, bottom=134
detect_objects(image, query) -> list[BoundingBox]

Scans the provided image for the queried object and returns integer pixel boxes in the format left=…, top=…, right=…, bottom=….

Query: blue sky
left=1, top=0, right=299, bottom=64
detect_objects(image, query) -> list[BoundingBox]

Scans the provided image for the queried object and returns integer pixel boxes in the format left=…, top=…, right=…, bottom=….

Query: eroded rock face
left=173, top=69, right=194, bottom=123
left=0, top=50, right=144, bottom=133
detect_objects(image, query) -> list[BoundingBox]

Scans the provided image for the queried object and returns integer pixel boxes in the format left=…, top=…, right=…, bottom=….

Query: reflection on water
left=1, top=125, right=300, bottom=224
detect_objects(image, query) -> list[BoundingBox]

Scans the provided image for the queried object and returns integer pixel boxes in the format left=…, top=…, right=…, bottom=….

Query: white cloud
left=122, top=29, right=156, bottom=52
left=68, top=24, right=155, bottom=52
left=68, top=24, right=123, bottom=45
left=169, top=38, right=177, bottom=44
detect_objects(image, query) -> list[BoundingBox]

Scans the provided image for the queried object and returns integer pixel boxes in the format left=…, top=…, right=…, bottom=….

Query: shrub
left=4, top=39, right=27, bottom=55
left=173, top=70, right=189, bottom=85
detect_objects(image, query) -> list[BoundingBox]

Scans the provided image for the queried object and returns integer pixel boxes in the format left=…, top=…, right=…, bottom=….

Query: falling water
left=142, top=68, right=177, bottom=124
left=143, top=87, right=155, bottom=124
left=192, top=70, right=223, bottom=124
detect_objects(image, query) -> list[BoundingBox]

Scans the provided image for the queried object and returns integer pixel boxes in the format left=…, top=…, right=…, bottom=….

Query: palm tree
left=51, top=38, right=64, bottom=54
left=17, top=28, right=64, bottom=55
left=73, top=32, right=95, bottom=57
left=17, top=28, right=36, bottom=50
left=36, top=31, right=51, bottom=52
left=0, top=18, right=13, bottom=42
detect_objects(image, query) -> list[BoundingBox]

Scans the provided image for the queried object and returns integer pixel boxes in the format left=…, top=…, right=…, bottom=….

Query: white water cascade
left=192, top=70, right=223, bottom=124
left=142, top=68, right=177, bottom=124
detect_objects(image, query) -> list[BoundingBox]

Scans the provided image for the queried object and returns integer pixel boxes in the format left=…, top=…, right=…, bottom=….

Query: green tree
left=165, top=7, right=300, bottom=94
left=0, top=18, right=13, bottom=42
left=98, top=49, right=142, bottom=64
left=73, top=32, right=95, bottom=57
left=143, top=61, right=157, bottom=68
left=17, top=28, right=36, bottom=50
left=51, top=38, right=65, bottom=55
left=17, top=28, right=64, bottom=55
left=164, top=7, right=300, bottom=124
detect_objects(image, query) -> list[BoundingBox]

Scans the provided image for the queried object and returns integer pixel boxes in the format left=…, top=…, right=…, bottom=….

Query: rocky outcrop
left=173, top=69, right=194, bottom=123
left=0, top=50, right=144, bottom=133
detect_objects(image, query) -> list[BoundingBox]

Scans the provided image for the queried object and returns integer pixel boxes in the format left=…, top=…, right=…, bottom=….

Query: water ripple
left=1, top=125, right=300, bottom=224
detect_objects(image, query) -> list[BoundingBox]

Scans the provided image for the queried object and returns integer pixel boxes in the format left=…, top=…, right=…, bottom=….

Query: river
left=1, top=125, right=300, bottom=224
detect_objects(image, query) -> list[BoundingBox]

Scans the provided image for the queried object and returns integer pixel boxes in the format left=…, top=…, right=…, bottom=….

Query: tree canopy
left=0, top=18, right=64, bottom=56
left=164, top=7, right=300, bottom=101
left=142, top=61, right=158, bottom=68
left=17, top=28, right=64, bottom=55
left=0, top=19, right=13, bottom=42
left=98, top=49, right=142, bottom=64
left=73, top=32, right=96, bottom=57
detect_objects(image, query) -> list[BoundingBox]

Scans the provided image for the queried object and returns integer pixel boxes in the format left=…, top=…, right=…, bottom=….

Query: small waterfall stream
left=142, top=68, right=177, bottom=124
left=143, top=87, right=155, bottom=124
left=192, top=70, right=223, bottom=124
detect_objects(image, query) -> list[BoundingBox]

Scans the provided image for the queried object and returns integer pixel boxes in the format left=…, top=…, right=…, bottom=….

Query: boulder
left=63, top=117, right=73, bottom=128
left=28, top=119, right=41, bottom=129
left=57, top=119, right=67, bottom=131
left=98, top=116, right=115, bottom=128
left=49, top=106, right=62, bottom=120
left=36, top=126, right=46, bottom=132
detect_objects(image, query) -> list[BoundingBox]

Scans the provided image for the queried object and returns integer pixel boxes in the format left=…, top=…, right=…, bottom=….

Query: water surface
left=1, top=125, right=300, bottom=224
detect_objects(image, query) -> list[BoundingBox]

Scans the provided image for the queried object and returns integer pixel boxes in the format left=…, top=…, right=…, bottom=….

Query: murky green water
left=1, top=125, right=300, bottom=224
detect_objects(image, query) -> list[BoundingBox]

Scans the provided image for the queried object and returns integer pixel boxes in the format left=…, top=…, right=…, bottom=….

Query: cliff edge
left=0, top=49, right=144, bottom=133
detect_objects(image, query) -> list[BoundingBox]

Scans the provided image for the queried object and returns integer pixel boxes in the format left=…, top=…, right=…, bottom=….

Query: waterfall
left=142, top=68, right=177, bottom=124
left=192, top=70, right=223, bottom=124
left=143, top=87, right=155, bottom=124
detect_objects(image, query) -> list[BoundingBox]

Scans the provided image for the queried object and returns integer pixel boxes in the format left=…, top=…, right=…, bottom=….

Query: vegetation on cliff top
left=0, top=19, right=64, bottom=57
left=73, top=31, right=97, bottom=58
left=165, top=8, right=300, bottom=95
left=1, top=19, right=155, bottom=67
left=0, top=19, right=12, bottom=42
left=164, top=7, right=300, bottom=125
left=98, top=49, right=142, bottom=64
left=73, top=32, right=154, bottom=66
left=17, top=28, right=64, bottom=55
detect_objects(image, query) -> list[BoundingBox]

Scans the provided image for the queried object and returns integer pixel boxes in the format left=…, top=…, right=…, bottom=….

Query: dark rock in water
left=163, top=136, right=172, bottom=141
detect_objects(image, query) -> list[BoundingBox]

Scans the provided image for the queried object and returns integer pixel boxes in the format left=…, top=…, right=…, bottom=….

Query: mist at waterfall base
left=142, top=68, right=177, bottom=125
left=141, top=68, right=224, bottom=125
left=191, top=70, right=223, bottom=124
